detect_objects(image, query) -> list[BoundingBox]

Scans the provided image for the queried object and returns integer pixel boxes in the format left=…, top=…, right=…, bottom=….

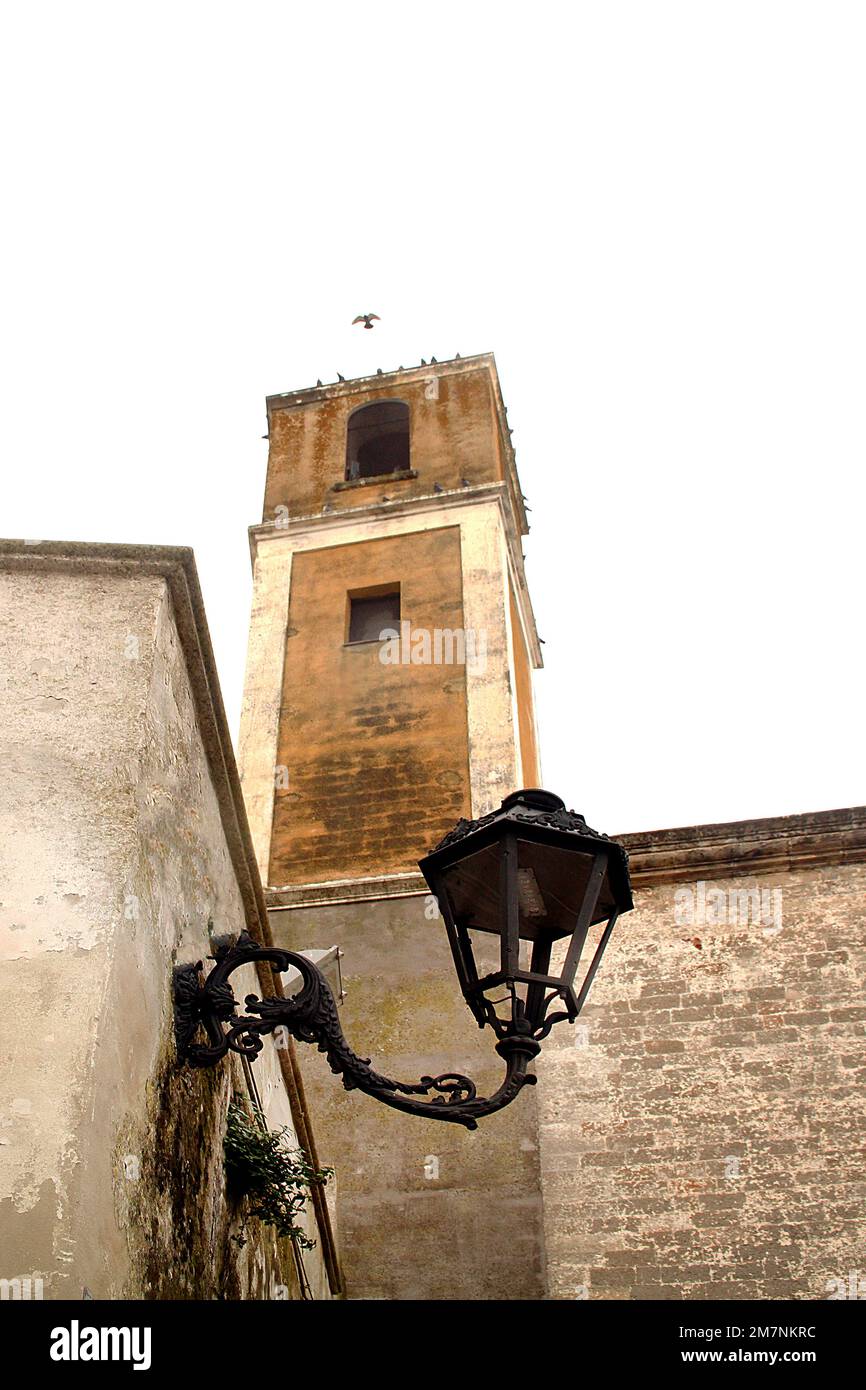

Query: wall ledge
left=267, top=871, right=429, bottom=911
left=620, top=804, right=866, bottom=885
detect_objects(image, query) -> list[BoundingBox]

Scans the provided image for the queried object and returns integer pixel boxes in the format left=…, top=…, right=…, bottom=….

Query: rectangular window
left=347, top=586, right=401, bottom=644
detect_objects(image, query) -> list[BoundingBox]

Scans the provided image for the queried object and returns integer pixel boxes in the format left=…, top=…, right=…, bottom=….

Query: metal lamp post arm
left=173, top=932, right=538, bottom=1131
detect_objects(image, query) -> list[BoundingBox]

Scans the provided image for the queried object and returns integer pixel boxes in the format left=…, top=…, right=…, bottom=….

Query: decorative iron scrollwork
left=431, top=793, right=623, bottom=859
left=173, top=932, right=538, bottom=1130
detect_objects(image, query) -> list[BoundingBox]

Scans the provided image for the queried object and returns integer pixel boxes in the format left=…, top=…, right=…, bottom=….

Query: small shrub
left=224, top=1095, right=333, bottom=1251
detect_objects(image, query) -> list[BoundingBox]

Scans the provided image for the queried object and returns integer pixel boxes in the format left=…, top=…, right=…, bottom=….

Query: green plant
left=224, top=1095, right=333, bottom=1251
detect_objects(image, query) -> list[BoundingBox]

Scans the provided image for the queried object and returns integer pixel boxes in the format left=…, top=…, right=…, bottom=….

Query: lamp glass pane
left=437, top=838, right=617, bottom=943
left=514, top=839, right=615, bottom=942
left=437, top=843, right=504, bottom=937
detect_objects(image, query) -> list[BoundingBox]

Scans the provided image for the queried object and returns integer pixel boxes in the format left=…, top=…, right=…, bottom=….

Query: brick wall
left=537, top=810, right=866, bottom=1300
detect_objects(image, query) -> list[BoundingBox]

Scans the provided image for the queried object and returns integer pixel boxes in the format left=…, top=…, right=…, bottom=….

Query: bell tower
left=239, top=352, right=542, bottom=894
left=238, top=353, right=547, bottom=1300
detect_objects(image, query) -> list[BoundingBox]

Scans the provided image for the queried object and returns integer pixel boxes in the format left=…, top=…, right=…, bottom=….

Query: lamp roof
left=420, top=788, right=634, bottom=915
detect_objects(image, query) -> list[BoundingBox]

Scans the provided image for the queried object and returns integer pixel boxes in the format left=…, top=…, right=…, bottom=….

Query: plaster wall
left=0, top=562, right=329, bottom=1299
left=270, top=892, right=547, bottom=1300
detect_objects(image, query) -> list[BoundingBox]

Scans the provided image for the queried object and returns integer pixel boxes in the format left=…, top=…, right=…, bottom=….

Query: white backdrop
left=1, top=2, right=863, bottom=833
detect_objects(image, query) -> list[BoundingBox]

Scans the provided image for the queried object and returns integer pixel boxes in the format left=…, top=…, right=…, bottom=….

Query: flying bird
left=352, top=313, right=380, bottom=330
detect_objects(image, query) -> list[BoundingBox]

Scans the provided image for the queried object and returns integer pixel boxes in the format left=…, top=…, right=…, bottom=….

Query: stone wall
left=536, top=810, right=866, bottom=1300
left=0, top=544, right=337, bottom=1300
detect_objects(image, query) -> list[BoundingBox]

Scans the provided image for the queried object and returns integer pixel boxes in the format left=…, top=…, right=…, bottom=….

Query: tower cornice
left=267, top=351, right=490, bottom=411
left=247, top=481, right=542, bottom=668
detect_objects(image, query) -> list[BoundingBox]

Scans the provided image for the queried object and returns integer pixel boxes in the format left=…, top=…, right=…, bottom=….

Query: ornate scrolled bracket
left=173, top=932, right=538, bottom=1131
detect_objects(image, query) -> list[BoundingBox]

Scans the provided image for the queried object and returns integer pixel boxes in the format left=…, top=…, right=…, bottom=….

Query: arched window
left=346, top=400, right=410, bottom=480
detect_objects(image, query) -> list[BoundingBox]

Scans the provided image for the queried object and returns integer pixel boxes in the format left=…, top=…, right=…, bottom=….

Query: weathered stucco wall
left=0, top=549, right=332, bottom=1300
left=270, top=528, right=471, bottom=886
left=242, top=496, right=530, bottom=903
left=536, top=820, right=866, bottom=1301
left=264, top=360, right=504, bottom=522
left=270, top=892, right=547, bottom=1300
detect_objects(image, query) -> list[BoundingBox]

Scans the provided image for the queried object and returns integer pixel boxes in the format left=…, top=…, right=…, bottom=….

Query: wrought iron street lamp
left=174, top=790, right=632, bottom=1130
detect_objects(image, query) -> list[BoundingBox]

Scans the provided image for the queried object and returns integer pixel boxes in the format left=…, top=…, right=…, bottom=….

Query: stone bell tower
left=238, top=353, right=546, bottom=1300
left=239, top=352, right=541, bottom=892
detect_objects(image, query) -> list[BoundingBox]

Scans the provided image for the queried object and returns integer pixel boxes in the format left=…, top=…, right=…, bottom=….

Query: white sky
left=1, top=2, right=863, bottom=836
